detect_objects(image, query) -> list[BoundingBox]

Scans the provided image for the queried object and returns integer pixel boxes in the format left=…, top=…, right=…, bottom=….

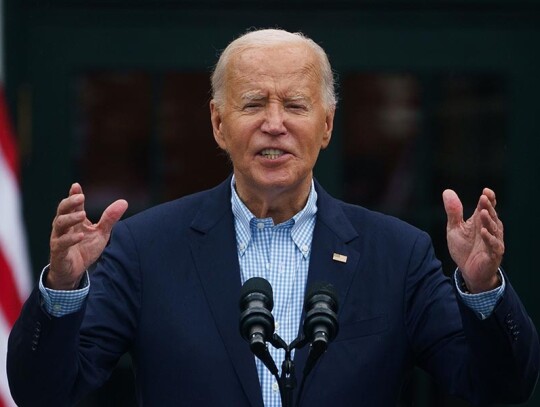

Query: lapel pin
left=332, top=253, right=348, bottom=263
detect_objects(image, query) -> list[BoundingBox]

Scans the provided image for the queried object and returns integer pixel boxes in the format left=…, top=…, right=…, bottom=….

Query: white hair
left=211, top=28, right=337, bottom=111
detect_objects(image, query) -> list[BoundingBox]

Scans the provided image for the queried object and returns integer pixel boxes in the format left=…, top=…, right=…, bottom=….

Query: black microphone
left=302, top=282, right=339, bottom=376
left=239, top=277, right=278, bottom=376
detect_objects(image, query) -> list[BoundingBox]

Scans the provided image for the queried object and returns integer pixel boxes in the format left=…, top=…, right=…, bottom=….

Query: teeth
left=260, top=149, right=284, bottom=160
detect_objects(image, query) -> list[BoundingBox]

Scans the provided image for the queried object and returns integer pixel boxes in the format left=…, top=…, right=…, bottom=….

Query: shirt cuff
left=454, top=269, right=505, bottom=320
left=38, top=265, right=90, bottom=317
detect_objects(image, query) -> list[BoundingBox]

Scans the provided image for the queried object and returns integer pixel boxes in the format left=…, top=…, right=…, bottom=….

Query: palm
left=63, top=222, right=110, bottom=274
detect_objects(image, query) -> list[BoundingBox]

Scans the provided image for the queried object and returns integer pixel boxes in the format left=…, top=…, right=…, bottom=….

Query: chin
left=256, top=173, right=306, bottom=191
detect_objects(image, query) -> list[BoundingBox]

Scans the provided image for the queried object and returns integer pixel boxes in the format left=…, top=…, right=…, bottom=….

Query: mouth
left=259, top=148, right=286, bottom=160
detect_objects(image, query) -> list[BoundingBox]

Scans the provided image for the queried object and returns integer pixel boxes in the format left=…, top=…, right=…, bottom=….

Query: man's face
left=211, top=43, right=334, bottom=198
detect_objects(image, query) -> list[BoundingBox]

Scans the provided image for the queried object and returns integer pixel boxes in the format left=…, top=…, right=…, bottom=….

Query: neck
left=234, top=179, right=312, bottom=224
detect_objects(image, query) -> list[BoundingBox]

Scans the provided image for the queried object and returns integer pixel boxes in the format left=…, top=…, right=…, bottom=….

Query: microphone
left=239, top=277, right=278, bottom=376
left=302, top=282, right=339, bottom=376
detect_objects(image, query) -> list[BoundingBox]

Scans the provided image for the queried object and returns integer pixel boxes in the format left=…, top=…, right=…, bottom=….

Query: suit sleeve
left=404, top=232, right=540, bottom=406
left=7, top=221, right=141, bottom=406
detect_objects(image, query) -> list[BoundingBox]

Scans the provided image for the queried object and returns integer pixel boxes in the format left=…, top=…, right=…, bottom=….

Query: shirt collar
left=230, top=176, right=317, bottom=257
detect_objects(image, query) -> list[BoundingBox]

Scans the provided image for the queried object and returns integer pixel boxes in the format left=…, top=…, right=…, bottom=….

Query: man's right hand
left=47, top=183, right=128, bottom=290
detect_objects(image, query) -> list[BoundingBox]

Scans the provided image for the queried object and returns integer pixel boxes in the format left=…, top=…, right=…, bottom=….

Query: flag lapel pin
left=332, top=253, right=348, bottom=263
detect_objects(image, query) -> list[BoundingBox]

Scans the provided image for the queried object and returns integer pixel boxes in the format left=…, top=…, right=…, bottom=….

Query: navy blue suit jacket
left=8, top=178, right=540, bottom=406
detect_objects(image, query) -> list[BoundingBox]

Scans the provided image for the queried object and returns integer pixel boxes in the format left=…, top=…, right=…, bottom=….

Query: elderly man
left=7, top=29, right=539, bottom=406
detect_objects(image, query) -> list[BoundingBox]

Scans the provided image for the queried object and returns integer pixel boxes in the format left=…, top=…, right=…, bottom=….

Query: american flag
left=0, top=1, right=32, bottom=404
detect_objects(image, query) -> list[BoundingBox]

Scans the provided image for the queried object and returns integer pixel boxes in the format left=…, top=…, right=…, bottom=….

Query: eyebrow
left=286, top=94, right=310, bottom=102
left=240, top=91, right=266, bottom=102
left=239, top=91, right=312, bottom=103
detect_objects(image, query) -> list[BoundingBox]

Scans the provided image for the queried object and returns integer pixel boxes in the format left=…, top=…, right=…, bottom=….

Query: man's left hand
left=443, top=188, right=505, bottom=293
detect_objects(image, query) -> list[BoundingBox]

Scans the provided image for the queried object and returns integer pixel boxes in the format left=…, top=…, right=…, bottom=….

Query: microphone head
left=239, top=277, right=275, bottom=343
left=304, top=282, right=338, bottom=313
left=303, top=281, right=339, bottom=343
left=240, top=277, right=274, bottom=310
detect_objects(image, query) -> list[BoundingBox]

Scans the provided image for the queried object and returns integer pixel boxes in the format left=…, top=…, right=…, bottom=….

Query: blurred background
left=3, top=0, right=540, bottom=406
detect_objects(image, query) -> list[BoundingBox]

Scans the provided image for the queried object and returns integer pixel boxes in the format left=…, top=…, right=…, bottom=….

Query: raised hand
left=48, top=183, right=128, bottom=290
left=442, top=188, right=504, bottom=293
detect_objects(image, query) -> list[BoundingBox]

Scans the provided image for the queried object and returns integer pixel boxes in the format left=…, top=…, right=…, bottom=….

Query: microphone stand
left=267, top=333, right=310, bottom=407
left=268, top=333, right=294, bottom=407
left=248, top=327, right=334, bottom=407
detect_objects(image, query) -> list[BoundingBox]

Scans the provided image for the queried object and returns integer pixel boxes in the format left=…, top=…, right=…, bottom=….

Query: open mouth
left=259, top=148, right=285, bottom=160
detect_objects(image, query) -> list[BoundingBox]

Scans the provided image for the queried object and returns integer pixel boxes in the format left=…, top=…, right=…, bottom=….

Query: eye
left=286, top=103, right=308, bottom=112
left=243, top=103, right=263, bottom=111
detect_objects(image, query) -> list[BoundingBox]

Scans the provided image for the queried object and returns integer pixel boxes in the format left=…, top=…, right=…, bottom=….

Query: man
left=7, top=29, right=539, bottom=406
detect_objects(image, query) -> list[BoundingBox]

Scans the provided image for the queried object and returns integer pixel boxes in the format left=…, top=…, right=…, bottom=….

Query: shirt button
left=301, top=244, right=309, bottom=253
left=275, top=321, right=280, bottom=331
left=53, top=304, right=62, bottom=311
left=238, top=243, right=246, bottom=251
left=266, top=263, right=271, bottom=270
left=272, top=382, right=279, bottom=392
left=257, top=222, right=265, bottom=229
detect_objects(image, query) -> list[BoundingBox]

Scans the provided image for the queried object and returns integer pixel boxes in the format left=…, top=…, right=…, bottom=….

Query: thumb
left=98, top=199, right=129, bottom=234
left=442, top=189, right=463, bottom=229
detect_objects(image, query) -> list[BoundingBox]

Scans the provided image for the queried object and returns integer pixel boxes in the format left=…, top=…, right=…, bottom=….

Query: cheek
left=228, top=124, right=261, bottom=150
left=219, top=131, right=247, bottom=157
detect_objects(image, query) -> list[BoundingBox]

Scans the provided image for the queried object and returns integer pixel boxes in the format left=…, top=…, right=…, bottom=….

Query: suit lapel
left=189, top=178, right=264, bottom=407
left=294, top=182, right=363, bottom=396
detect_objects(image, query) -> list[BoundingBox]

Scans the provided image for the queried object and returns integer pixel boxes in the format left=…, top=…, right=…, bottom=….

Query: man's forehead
left=229, top=43, right=318, bottom=75
left=221, top=43, right=323, bottom=103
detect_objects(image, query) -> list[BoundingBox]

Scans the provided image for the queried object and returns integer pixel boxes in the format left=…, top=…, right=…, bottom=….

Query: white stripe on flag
left=0, top=311, right=16, bottom=407
left=0, top=150, right=32, bottom=301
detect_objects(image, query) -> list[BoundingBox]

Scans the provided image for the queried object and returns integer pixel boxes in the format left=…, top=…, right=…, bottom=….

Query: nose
left=260, top=103, right=287, bottom=136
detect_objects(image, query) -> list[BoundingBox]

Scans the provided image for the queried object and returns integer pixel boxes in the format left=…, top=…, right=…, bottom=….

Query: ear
left=210, top=100, right=227, bottom=150
left=321, top=107, right=335, bottom=149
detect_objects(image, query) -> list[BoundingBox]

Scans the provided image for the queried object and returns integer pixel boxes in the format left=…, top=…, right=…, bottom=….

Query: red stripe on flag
left=0, top=393, right=7, bottom=407
left=0, top=85, right=25, bottom=329
left=0, top=247, right=23, bottom=327
left=0, top=86, right=19, bottom=180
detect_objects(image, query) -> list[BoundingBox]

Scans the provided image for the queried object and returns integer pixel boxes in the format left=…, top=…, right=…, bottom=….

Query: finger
left=480, top=195, right=501, bottom=223
left=50, top=232, right=85, bottom=254
left=480, top=209, right=500, bottom=235
left=442, top=189, right=463, bottom=229
left=56, top=193, right=85, bottom=217
left=69, top=183, right=85, bottom=212
left=69, top=182, right=83, bottom=196
left=482, top=187, right=497, bottom=208
left=97, top=199, right=129, bottom=235
left=481, top=227, right=505, bottom=257
left=52, top=211, right=87, bottom=236
left=478, top=192, right=504, bottom=237
left=482, top=210, right=504, bottom=244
